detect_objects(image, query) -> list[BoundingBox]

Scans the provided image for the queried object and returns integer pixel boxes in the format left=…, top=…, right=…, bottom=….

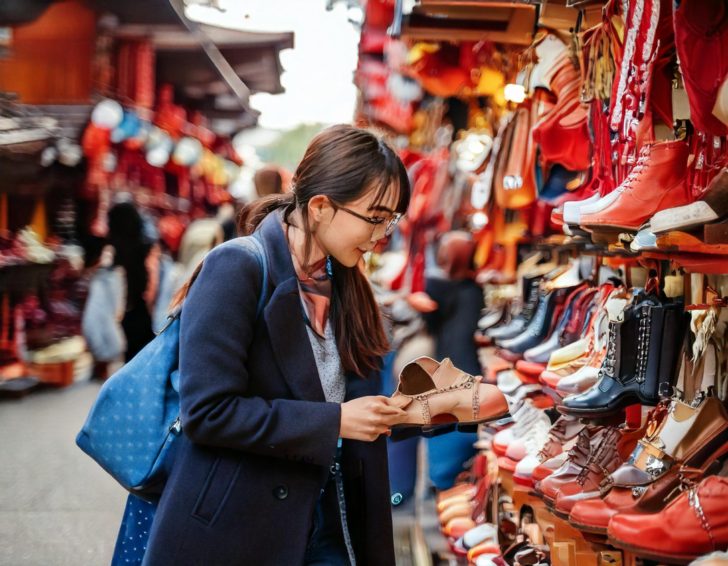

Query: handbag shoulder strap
left=162, top=234, right=269, bottom=330
left=242, top=234, right=269, bottom=319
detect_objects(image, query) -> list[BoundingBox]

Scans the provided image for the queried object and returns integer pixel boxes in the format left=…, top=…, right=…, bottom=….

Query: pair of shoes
left=607, top=474, right=728, bottom=563
left=392, top=357, right=509, bottom=428
left=512, top=415, right=585, bottom=487
left=452, top=523, right=499, bottom=561
left=559, top=290, right=689, bottom=418
left=569, top=392, right=728, bottom=536
left=533, top=425, right=601, bottom=503
left=486, top=276, right=542, bottom=342
left=579, top=140, right=691, bottom=242
left=536, top=424, right=641, bottom=510
left=491, top=400, right=550, bottom=458
left=551, top=422, right=646, bottom=520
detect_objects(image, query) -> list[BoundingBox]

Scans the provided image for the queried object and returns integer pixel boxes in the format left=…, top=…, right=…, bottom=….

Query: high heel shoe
left=392, top=358, right=510, bottom=427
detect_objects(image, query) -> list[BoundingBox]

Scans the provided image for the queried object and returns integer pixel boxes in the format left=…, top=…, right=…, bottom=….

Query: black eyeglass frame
left=329, top=201, right=402, bottom=237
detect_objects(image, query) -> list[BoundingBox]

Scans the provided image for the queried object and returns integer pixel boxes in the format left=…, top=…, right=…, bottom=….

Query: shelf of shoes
left=502, top=466, right=641, bottom=566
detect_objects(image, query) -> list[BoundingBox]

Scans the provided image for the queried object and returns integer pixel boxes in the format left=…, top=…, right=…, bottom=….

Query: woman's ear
left=308, top=194, right=333, bottom=223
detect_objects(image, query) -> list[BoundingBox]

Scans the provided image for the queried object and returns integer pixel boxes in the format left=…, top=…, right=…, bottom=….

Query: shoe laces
left=620, top=147, right=651, bottom=188
left=566, top=427, right=593, bottom=466
left=634, top=304, right=654, bottom=383
left=536, top=420, right=568, bottom=460
left=575, top=428, right=619, bottom=485
left=521, top=285, right=541, bottom=321
left=597, top=321, right=619, bottom=380
left=513, top=406, right=542, bottom=434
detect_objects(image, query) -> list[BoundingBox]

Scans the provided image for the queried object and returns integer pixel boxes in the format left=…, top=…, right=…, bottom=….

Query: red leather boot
left=580, top=140, right=690, bottom=234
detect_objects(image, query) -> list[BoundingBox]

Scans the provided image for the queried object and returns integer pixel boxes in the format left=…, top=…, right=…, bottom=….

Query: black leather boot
left=559, top=294, right=688, bottom=418
left=496, top=286, right=570, bottom=354
left=487, top=275, right=541, bottom=341
left=639, top=301, right=689, bottom=402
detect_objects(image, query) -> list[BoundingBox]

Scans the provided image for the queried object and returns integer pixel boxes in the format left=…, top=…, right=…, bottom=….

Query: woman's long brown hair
left=240, top=125, right=411, bottom=377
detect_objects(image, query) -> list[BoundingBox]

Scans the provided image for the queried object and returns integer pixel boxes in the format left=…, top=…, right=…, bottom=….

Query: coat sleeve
left=178, top=241, right=340, bottom=467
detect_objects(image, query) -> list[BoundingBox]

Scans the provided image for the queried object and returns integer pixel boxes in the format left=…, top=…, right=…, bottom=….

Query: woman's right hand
left=340, top=396, right=408, bottom=442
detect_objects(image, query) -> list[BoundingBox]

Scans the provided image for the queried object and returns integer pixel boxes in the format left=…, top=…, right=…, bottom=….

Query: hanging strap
left=161, top=234, right=269, bottom=332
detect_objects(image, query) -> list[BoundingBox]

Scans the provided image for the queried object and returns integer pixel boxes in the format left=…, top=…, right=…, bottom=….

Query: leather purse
left=494, top=101, right=538, bottom=210
left=532, top=56, right=593, bottom=172
left=76, top=236, right=269, bottom=498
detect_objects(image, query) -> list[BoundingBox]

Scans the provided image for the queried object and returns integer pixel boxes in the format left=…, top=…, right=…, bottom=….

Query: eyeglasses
left=331, top=202, right=402, bottom=238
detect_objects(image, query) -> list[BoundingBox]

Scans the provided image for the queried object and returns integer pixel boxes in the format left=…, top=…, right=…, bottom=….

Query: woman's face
left=310, top=185, right=400, bottom=268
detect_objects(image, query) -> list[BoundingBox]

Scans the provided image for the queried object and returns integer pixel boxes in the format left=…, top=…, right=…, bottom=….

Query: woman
left=143, top=125, right=410, bottom=565
left=107, top=201, right=155, bottom=361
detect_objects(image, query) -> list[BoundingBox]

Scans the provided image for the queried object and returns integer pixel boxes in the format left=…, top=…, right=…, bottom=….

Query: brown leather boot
left=552, top=424, right=645, bottom=519
left=535, top=425, right=603, bottom=504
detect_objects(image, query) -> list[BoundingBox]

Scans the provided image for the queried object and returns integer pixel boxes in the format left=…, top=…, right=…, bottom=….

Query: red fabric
left=674, top=0, right=728, bottom=136
left=532, top=59, right=592, bottom=171
left=364, top=0, right=394, bottom=30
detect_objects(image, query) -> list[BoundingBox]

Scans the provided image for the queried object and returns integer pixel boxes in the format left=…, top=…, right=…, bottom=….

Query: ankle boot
left=580, top=140, right=690, bottom=234
left=497, top=287, right=571, bottom=355
left=560, top=294, right=688, bottom=417
left=558, top=294, right=634, bottom=417
left=487, top=276, right=541, bottom=341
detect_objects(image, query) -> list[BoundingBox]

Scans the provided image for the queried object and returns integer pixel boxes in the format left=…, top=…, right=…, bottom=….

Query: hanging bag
left=76, top=235, right=269, bottom=498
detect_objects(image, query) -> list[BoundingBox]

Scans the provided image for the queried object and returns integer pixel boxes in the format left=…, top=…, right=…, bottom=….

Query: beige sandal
left=392, top=357, right=509, bottom=427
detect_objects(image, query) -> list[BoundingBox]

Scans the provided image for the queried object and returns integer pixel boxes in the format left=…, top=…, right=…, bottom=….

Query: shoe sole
left=607, top=536, right=700, bottom=565
left=651, top=209, right=723, bottom=235
left=584, top=226, right=629, bottom=245
left=392, top=410, right=511, bottom=436
left=568, top=518, right=608, bottom=535
left=556, top=394, right=642, bottom=419
left=552, top=506, right=572, bottom=521
left=655, top=233, right=728, bottom=255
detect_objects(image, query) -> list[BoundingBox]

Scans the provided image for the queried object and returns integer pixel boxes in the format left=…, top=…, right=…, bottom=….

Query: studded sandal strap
left=410, top=373, right=478, bottom=423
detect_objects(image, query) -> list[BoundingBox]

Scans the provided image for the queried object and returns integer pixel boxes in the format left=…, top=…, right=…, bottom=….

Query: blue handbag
left=76, top=236, right=268, bottom=497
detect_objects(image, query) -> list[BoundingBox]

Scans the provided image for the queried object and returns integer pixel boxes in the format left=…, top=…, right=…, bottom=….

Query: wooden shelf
left=499, top=464, right=644, bottom=566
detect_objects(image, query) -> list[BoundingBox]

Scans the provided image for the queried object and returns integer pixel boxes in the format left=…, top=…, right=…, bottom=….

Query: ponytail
left=238, top=193, right=296, bottom=235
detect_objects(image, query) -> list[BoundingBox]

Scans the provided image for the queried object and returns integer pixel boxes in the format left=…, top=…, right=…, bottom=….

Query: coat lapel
left=264, top=278, right=326, bottom=402
left=257, top=212, right=325, bottom=402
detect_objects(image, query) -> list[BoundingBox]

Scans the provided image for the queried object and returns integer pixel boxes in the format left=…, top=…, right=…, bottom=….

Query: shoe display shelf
left=500, top=465, right=643, bottom=566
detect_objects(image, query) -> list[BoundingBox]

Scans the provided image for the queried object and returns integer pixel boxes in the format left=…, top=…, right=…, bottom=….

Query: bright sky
left=186, top=0, right=361, bottom=131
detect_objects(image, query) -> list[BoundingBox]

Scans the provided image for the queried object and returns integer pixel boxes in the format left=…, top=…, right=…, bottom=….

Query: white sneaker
left=463, top=523, right=498, bottom=549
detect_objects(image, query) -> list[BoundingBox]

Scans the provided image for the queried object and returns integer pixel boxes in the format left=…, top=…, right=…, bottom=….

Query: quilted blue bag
left=76, top=236, right=268, bottom=497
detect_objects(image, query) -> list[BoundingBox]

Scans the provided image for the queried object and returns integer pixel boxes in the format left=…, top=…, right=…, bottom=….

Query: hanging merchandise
left=90, top=99, right=124, bottom=130
left=352, top=0, right=728, bottom=564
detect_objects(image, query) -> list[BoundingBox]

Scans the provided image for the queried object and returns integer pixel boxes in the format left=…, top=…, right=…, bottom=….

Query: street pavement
left=0, top=381, right=125, bottom=566
left=0, top=381, right=448, bottom=566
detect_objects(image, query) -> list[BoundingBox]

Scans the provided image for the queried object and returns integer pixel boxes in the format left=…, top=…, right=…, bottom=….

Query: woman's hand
left=340, top=396, right=408, bottom=442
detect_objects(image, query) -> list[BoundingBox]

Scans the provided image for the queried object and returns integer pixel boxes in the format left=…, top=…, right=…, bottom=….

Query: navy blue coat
left=143, top=212, right=395, bottom=565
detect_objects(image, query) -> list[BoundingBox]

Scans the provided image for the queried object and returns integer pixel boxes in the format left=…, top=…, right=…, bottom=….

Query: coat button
left=273, top=485, right=288, bottom=500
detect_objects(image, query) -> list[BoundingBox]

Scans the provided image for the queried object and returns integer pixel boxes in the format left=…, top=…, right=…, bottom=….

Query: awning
left=86, top=0, right=293, bottom=129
